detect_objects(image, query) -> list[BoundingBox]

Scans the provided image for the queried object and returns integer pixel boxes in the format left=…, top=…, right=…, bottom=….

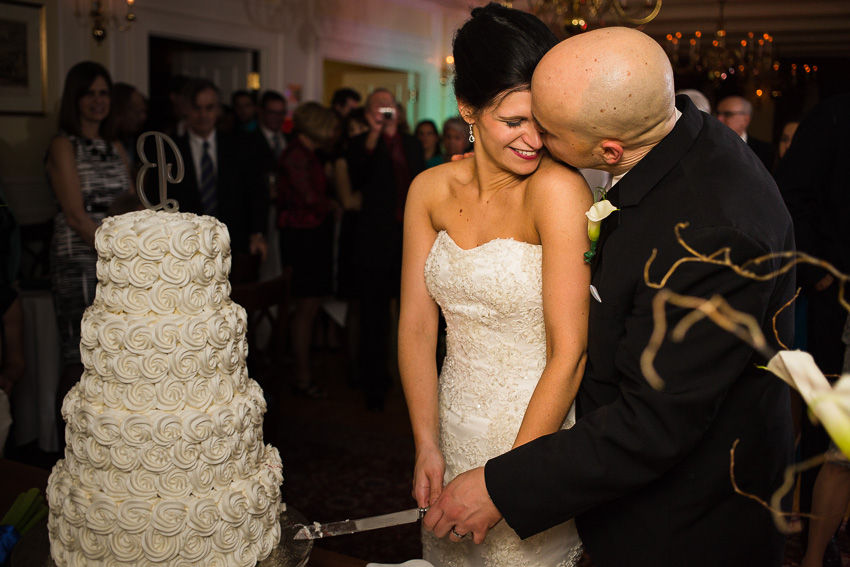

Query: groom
left=423, top=27, right=795, bottom=567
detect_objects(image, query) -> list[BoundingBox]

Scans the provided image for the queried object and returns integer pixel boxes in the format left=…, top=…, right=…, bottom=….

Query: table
left=0, top=459, right=367, bottom=567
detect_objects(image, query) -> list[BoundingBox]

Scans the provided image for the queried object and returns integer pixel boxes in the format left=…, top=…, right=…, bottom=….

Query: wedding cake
left=46, top=209, right=284, bottom=567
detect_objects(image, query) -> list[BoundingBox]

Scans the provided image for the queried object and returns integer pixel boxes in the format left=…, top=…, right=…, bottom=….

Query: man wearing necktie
left=166, top=78, right=269, bottom=282
left=244, top=90, right=289, bottom=281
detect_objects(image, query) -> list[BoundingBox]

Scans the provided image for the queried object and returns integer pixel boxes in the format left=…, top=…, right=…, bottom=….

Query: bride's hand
left=413, top=444, right=445, bottom=508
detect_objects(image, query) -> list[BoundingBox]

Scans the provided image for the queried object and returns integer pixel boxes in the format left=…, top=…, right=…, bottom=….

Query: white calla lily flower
left=586, top=199, right=619, bottom=223
left=766, top=350, right=850, bottom=458
left=586, top=200, right=618, bottom=241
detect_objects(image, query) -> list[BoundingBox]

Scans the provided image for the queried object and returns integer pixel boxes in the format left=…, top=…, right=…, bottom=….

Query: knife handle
left=418, top=507, right=429, bottom=519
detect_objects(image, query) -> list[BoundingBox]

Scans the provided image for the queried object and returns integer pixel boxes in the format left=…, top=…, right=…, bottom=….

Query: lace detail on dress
left=422, top=231, right=581, bottom=567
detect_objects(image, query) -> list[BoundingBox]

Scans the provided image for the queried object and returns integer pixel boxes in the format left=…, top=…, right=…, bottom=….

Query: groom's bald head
left=531, top=27, right=676, bottom=171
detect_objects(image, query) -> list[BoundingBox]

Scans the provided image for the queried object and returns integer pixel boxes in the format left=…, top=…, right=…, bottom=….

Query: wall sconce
left=88, top=0, right=136, bottom=43
left=440, top=55, right=454, bottom=86
left=247, top=72, right=261, bottom=91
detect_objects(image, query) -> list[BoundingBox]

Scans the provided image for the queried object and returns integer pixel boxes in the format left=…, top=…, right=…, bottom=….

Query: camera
left=379, top=107, right=395, bottom=120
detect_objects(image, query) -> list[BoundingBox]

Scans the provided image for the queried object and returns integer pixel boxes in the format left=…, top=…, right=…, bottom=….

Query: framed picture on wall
left=0, top=1, right=46, bottom=115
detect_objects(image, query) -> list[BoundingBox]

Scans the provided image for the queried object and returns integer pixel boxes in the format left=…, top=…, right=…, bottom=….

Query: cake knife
left=294, top=507, right=428, bottom=540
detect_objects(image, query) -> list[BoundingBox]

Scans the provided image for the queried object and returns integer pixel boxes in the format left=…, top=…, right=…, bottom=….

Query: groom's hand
left=423, top=466, right=503, bottom=544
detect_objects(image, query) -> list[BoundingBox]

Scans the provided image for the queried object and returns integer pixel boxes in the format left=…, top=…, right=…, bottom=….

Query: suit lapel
left=590, top=97, right=703, bottom=276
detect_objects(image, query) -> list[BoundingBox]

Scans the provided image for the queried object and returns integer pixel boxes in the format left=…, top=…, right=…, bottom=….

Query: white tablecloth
left=13, top=290, right=61, bottom=452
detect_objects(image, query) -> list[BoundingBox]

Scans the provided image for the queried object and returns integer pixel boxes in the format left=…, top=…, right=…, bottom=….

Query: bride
left=398, top=4, right=592, bottom=566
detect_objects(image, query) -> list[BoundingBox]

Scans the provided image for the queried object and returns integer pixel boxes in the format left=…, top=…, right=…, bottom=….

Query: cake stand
left=11, top=506, right=314, bottom=567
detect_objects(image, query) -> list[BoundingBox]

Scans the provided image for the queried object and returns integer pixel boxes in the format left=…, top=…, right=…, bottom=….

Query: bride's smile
left=465, top=89, right=544, bottom=175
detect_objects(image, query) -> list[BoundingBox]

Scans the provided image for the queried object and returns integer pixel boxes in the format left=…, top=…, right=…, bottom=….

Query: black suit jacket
left=243, top=128, right=286, bottom=181
left=168, top=131, right=268, bottom=253
left=486, top=97, right=795, bottom=567
left=776, top=93, right=850, bottom=285
left=747, top=135, right=774, bottom=171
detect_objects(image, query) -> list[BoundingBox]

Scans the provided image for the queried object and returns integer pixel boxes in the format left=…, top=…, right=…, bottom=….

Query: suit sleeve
left=485, top=226, right=787, bottom=538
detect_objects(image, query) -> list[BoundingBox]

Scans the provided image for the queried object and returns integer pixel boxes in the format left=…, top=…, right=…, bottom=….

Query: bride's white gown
left=422, top=230, right=583, bottom=567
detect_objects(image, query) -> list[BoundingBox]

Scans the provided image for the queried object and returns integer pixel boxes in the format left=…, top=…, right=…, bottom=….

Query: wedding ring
left=451, top=527, right=466, bottom=539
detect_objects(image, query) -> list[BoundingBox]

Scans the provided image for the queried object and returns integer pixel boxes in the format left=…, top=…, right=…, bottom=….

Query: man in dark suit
left=242, top=90, right=288, bottom=281
left=776, top=93, right=850, bottom=565
left=169, top=78, right=268, bottom=282
left=246, top=90, right=288, bottom=179
left=347, top=88, right=425, bottom=412
left=716, top=95, right=774, bottom=170
left=424, top=28, right=795, bottom=567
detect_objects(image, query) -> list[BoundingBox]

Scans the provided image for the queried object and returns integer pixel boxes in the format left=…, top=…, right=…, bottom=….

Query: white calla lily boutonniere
left=766, top=350, right=850, bottom=458
left=584, top=196, right=619, bottom=264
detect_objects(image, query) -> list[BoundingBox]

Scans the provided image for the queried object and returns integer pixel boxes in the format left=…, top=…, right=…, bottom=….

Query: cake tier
left=47, top=444, right=283, bottom=567
left=60, top=380, right=268, bottom=494
left=79, top=305, right=248, bottom=404
left=94, top=210, right=231, bottom=316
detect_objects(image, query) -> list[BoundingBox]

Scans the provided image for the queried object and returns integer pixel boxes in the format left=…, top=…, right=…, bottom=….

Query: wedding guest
left=167, top=78, right=268, bottom=283
left=716, top=95, right=773, bottom=169
left=427, top=28, right=794, bottom=567
left=277, top=102, right=340, bottom=399
left=246, top=90, right=289, bottom=281
left=676, top=88, right=711, bottom=114
left=778, top=118, right=800, bottom=160
left=442, top=117, right=471, bottom=159
left=799, top=313, right=850, bottom=567
left=46, top=61, right=135, bottom=419
left=332, top=87, right=362, bottom=119
left=148, top=74, right=189, bottom=137
left=333, top=108, right=368, bottom=386
left=415, top=120, right=443, bottom=168
left=112, top=82, right=148, bottom=176
left=347, top=88, right=425, bottom=412
left=232, top=89, right=258, bottom=133
left=776, top=93, right=850, bottom=566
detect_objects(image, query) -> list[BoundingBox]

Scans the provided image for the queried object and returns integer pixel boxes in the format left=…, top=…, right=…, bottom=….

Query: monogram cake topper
left=136, top=131, right=183, bottom=212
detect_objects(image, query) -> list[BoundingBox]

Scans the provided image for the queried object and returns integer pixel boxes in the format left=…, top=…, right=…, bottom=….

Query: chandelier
left=505, top=0, right=662, bottom=39
left=663, top=0, right=775, bottom=90
left=76, top=0, right=137, bottom=43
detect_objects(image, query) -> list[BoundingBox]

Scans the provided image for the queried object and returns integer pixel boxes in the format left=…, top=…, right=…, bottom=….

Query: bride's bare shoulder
left=410, top=158, right=474, bottom=201
left=529, top=157, right=590, bottom=198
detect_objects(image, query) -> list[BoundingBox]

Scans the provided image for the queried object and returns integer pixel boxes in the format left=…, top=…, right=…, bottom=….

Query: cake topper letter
left=136, top=131, right=183, bottom=212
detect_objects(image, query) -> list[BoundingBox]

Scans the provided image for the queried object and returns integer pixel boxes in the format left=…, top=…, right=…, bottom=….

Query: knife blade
left=294, top=507, right=427, bottom=540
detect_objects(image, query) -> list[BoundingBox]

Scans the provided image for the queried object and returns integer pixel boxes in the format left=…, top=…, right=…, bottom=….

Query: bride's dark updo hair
left=452, top=3, right=558, bottom=110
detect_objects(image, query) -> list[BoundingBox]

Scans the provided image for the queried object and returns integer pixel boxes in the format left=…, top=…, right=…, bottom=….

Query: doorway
left=148, top=36, right=260, bottom=131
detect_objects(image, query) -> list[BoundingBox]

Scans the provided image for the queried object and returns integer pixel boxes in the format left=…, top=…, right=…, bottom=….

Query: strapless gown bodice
left=421, top=230, right=582, bottom=567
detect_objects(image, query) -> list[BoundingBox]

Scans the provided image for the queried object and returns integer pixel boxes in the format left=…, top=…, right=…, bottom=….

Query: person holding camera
left=346, top=88, right=425, bottom=412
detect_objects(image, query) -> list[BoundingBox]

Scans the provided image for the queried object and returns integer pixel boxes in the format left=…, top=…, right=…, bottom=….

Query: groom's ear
left=600, top=140, right=624, bottom=165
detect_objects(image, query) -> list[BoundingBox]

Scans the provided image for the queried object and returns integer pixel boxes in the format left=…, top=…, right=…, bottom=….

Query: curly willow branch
left=773, top=287, right=802, bottom=351
left=644, top=222, right=849, bottom=312
left=730, top=439, right=825, bottom=534
left=638, top=225, right=850, bottom=533
left=640, top=289, right=773, bottom=390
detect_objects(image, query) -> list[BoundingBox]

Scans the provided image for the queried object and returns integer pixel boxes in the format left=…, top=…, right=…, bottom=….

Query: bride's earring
left=468, top=123, right=475, bottom=144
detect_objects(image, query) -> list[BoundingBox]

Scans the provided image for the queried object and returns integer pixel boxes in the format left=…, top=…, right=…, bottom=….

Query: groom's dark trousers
left=486, top=96, right=795, bottom=567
